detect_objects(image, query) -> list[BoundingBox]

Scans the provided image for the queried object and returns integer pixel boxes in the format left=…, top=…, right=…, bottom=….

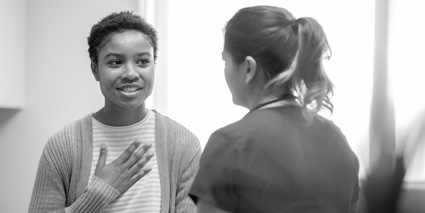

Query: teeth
left=120, top=87, right=139, bottom=93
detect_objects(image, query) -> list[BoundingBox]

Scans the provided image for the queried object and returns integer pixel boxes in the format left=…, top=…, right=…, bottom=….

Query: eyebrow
left=103, top=52, right=152, bottom=58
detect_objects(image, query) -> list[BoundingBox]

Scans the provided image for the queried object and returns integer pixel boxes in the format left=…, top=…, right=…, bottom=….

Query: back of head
left=87, top=11, right=158, bottom=66
left=224, top=5, right=334, bottom=114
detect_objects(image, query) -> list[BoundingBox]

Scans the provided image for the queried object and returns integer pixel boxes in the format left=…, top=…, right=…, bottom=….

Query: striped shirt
left=90, top=110, right=161, bottom=212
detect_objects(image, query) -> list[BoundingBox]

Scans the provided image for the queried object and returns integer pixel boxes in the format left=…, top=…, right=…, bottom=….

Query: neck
left=249, top=94, right=279, bottom=110
left=249, top=96, right=279, bottom=111
left=93, top=104, right=148, bottom=126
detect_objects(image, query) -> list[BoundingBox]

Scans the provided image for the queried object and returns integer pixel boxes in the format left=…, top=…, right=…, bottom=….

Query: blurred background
left=0, top=0, right=424, bottom=212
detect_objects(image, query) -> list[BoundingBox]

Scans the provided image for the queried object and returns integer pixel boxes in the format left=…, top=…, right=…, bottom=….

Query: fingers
left=114, top=141, right=141, bottom=164
left=123, top=143, right=152, bottom=168
left=129, top=167, right=152, bottom=185
left=120, top=145, right=154, bottom=189
left=128, top=151, right=155, bottom=174
left=93, top=141, right=154, bottom=194
left=95, top=143, right=108, bottom=172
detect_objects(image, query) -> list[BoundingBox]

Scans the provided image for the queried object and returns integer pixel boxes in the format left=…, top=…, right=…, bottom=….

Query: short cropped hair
left=87, top=11, right=158, bottom=65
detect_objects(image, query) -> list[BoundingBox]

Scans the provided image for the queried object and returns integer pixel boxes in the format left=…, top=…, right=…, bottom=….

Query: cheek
left=140, top=68, right=155, bottom=95
left=224, top=66, right=233, bottom=87
left=98, top=73, right=117, bottom=89
left=225, top=65, right=239, bottom=90
left=148, top=68, right=155, bottom=82
left=98, top=65, right=118, bottom=80
left=143, top=68, right=154, bottom=85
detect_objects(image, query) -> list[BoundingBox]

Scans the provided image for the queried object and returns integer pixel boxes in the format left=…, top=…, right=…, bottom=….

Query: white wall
left=0, top=0, right=138, bottom=212
left=0, top=0, right=26, bottom=108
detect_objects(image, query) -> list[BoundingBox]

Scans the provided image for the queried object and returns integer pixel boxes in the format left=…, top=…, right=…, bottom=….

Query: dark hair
left=224, top=5, right=334, bottom=113
left=87, top=11, right=158, bottom=65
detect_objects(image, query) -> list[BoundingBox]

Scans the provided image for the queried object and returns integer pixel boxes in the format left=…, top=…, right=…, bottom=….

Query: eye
left=137, top=58, right=151, bottom=66
left=107, top=60, right=122, bottom=68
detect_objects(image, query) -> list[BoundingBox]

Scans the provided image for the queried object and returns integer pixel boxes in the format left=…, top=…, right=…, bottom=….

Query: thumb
left=95, top=143, right=108, bottom=172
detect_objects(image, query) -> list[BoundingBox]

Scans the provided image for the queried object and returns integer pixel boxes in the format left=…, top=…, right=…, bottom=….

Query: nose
left=121, top=63, right=139, bottom=80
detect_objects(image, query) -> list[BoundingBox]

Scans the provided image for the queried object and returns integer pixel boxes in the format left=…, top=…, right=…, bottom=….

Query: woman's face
left=222, top=48, right=247, bottom=107
left=94, top=30, right=154, bottom=111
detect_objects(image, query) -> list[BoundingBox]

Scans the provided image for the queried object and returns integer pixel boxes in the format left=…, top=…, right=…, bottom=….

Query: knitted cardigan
left=28, top=111, right=202, bottom=213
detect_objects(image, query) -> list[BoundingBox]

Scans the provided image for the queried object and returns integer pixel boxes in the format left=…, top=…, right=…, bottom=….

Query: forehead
left=100, top=30, right=153, bottom=55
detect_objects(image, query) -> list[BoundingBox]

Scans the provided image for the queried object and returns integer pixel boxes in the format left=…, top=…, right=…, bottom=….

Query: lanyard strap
left=250, top=94, right=297, bottom=112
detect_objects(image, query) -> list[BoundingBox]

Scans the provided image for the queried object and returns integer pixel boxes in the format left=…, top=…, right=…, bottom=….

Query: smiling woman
left=93, top=30, right=155, bottom=125
left=28, top=11, right=201, bottom=213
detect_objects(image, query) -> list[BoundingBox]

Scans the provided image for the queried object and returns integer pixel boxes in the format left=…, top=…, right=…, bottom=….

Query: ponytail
left=293, top=17, right=334, bottom=113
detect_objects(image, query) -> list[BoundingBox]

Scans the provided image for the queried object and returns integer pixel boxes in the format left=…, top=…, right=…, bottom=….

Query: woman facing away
left=28, top=11, right=201, bottom=213
left=189, top=5, right=360, bottom=213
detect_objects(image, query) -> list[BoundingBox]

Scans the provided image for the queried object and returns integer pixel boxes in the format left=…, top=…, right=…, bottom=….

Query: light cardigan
left=28, top=111, right=202, bottom=213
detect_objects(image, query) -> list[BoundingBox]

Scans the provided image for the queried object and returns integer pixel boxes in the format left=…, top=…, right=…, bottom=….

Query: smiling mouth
left=117, top=86, right=142, bottom=93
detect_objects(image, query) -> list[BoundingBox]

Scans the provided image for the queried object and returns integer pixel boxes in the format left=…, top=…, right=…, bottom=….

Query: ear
left=243, top=56, right=257, bottom=84
left=91, top=62, right=100, bottom=81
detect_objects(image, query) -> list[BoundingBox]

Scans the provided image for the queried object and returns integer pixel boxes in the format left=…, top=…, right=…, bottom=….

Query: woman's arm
left=28, top=148, right=121, bottom=213
left=29, top=141, right=151, bottom=212
left=188, top=131, right=238, bottom=213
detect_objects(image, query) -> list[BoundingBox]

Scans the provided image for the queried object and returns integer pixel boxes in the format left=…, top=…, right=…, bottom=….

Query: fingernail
left=145, top=153, right=153, bottom=159
left=101, top=143, right=106, bottom=149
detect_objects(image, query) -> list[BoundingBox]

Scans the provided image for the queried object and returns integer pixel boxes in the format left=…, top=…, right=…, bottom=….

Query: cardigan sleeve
left=175, top=139, right=201, bottom=213
left=65, top=176, right=121, bottom=213
left=171, top=120, right=202, bottom=213
left=28, top=132, right=120, bottom=212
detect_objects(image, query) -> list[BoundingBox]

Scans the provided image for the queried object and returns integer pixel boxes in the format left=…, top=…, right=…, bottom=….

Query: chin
left=118, top=101, right=145, bottom=109
left=232, top=98, right=247, bottom=109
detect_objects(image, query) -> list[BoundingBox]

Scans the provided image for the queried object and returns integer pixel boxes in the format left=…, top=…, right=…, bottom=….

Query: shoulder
left=210, top=109, right=292, bottom=147
left=155, top=111, right=198, bottom=139
left=313, top=113, right=359, bottom=169
left=313, top=113, right=350, bottom=143
left=154, top=111, right=201, bottom=153
left=201, top=127, right=242, bottom=164
left=155, top=111, right=191, bottom=131
left=43, top=114, right=91, bottom=158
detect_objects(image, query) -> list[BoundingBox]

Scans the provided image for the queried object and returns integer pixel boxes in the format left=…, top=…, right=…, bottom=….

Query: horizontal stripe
left=90, top=110, right=161, bottom=212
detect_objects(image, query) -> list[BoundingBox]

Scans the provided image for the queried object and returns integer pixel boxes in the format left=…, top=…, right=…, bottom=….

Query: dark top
left=190, top=105, right=359, bottom=213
